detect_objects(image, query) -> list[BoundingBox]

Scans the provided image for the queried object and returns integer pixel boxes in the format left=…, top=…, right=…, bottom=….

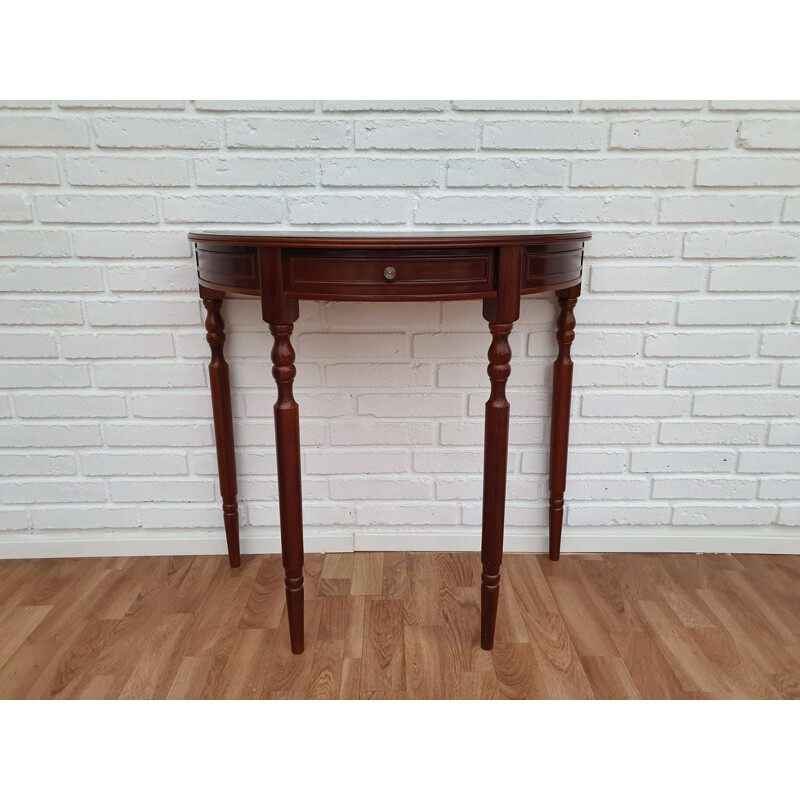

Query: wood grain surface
left=0, top=552, right=797, bottom=700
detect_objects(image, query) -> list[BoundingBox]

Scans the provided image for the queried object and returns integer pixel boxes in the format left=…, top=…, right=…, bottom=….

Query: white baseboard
left=0, top=526, right=798, bottom=559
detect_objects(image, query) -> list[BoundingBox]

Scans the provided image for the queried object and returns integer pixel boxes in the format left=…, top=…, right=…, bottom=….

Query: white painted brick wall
left=1, top=100, right=798, bottom=558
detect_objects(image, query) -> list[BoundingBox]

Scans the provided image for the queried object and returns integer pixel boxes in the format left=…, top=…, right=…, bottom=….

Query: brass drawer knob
left=383, top=266, right=397, bottom=281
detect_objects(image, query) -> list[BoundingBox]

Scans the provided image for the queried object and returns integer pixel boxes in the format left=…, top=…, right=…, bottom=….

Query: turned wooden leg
left=480, top=320, right=513, bottom=650
left=202, top=291, right=240, bottom=568
left=269, top=322, right=305, bottom=654
left=549, top=284, right=580, bottom=561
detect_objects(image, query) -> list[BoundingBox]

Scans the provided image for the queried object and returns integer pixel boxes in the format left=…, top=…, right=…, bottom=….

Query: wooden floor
left=0, top=552, right=797, bottom=699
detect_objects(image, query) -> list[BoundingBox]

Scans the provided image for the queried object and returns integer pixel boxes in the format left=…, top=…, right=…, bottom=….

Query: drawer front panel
left=285, top=248, right=495, bottom=299
left=196, top=243, right=258, bottom=290
left=523, top=242, right=583, bottom=290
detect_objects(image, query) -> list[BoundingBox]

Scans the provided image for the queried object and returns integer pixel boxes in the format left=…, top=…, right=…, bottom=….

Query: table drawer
left=284, top=248, right=495, bottom=299
left=523, top=242, right=583, bottom=290
left=196, top=243, right=258, bottom=290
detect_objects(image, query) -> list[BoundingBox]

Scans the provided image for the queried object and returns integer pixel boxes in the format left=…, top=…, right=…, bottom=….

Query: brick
left=573, top=361, right=663, bottom=387
left=195, top=156, right=315, bottom=186
left=768, top=424, right=800, bottom=445
left=61, top=332, right=174, bottom=359
left=645, top=332, right=758, bottom=358
left=778, top=506, right=800, bottom=526
left=35, top=193, right=158, bottom=223
left=590, top=265, right=703, bottom=293
left=761, top=331, right=800, bottom=357
left=666, top=361, right=775, bottom=387
left=659, top=422, right=766, bottom=445
left=571, top=158, right=693, bottom=187
left=60, top=100, right=185, bottom=109
left=783, top=196, right=800, bottom=222
left=653, top=478, right=758, bottom=500
left=673, top=506, right=775, bottom=526
left=0, top=480, right=105, bottom=504
left=324, top=100, right=447, bottom=112
left=738, top=119, right=800, bottom=149
left=109, top=479, right=215, bottom=503
left=524, top=449, right=627, bottom=474
left=162, top=194, right=282, bottom=223
left=454, top=100, right=576, bottom=112
left=306, top=450, right=410, bottom=475
left=0, top=116, right=89, bottom=147
left=325, top=363, right=433, bottom=388
left=659, top=194, right=780, bottom=224
left=329, top=420, right=435, bottom=446
left=0, top=333, right=57, bottom=358
left=482, top=120, right=604, bottom=150
left=0, top=156, right=59, bottom=184
left=321, top=157, right=439, bottom=187
left=677, top=298, right=793, bottom=325
left=414, top=450, right=483, bottom=473
left=249, top=503, right=353, bottom=528
left=0, top=101, right=51, bottom=109
left=589, top=231, right=680, bottom=258
left=568, top=505, right=671, bottom=526
left=582, top=100, right=704, bottom=111
left=0, top=299, right=82, bottom=325
left=0, top=454, right=75, bottom=476
left=577, top=298, right=675, bottom=325
left=325, top=301, right=438, bottom=329
left=94, top=363, right=205, bottom=388
left=356, top=504, right=459, bottom=526
left=569, top=421, right=657, bottom=445
left=759, top=478, right=800, bottom=499
left=355, top=120, right=474, bottom=150
left=740, top=450, right=800, bottom=474
left=0, top=511, right=28, bottom=531
left=0, top=364, right=89, bottom=389
left=245, top=391, right=352, bottom=418
left=299, top=333, right=407, bottom=359
left=330, top=477, right=432, bottom=500
left=226, top=118, right=350, bottom=148
left=0, top=265, right=103, bottom=292
left=139, top=507, right=226, bottom=529
left=414, top=195, right=530, bottom=224
left=538, top=194, right=654, bottom=223
left=359, top=392, right=464, bottom=417
left=288, top=194, right=407, bottom=224
left=709, top=265, right=800, bottom=292
left=0, top=191, right=32, bottom=220
left=446, top=157, right=567, bottom=187
left=81, top=452, right=187, bottom=476
left=610, top=119, right=734, bottom=149
left=132, top=393, right=211, bottom=418
left=436, top=477, right=483, bottom=500
left=107, top=265, right=196, bottom=293
left=32, top=507, right=139, bottom=530
left=15, top=393, right=127, bottom=418
left=684, top=230, right=799, bottom=259
left=103, top=422, right=213, bottom=446
left=631, top=450, right=736, bottom=473
left=567, top=331, right=642, bottom=357
left=94, top=116, right=219, bottom=148
left=86, top=299, right=200, bottom=327
left=0, top=229, right=70, bottom=257
left=566, top=477, right=650, bottom=501
left=196, top=100, right=314, bottom=112
left=696, top=157, right=800, bottom=187
left=72, top=229, right=190, bottom=258
left=693, top=392, right=800, bottom=417
left=583, top=392, right=691, bottom=417
left=0, top=423, right=101, bottom=447
left=66, top=156, right=190, bottom=186
left=413, top=331, right=521, bottom=359
left=780, top=363, right=800, bottom=386
left=710, top=100, right=800, bottom=111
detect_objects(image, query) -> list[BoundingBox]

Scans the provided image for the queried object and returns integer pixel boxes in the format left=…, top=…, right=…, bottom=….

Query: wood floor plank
left=0, top=552, right=796, bottom=700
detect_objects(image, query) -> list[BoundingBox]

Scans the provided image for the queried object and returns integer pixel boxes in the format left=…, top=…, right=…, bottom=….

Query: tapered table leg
left=269, top=322, right=305, bottom=654
left=480, top=320, right=513, bottom=650
left=201, top=290, right=240, bottom=568
left=548, top=284, right=580, bottom=561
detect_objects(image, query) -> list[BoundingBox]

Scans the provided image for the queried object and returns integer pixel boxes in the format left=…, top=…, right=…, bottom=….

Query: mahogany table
left=190, top=229, right=591, bottom=654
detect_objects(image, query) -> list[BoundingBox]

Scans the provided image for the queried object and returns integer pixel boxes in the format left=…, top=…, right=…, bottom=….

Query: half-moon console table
left=189, top=229, right=591, bottom=655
